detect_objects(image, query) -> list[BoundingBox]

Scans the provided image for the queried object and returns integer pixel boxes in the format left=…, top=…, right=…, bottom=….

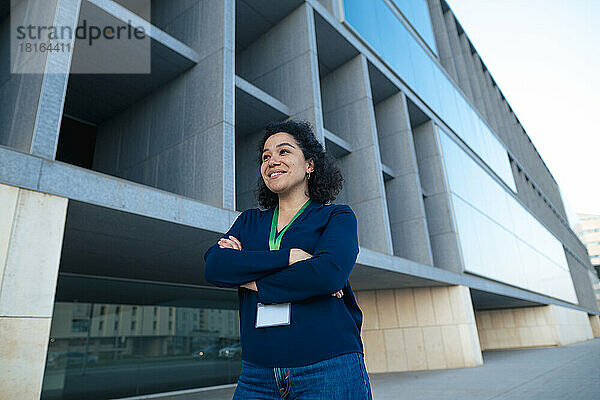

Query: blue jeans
left=233, top=352, right=372, bottom=399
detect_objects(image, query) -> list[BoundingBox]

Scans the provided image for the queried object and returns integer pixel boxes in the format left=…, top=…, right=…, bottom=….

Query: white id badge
left=255, top=302, right=291, bottom=328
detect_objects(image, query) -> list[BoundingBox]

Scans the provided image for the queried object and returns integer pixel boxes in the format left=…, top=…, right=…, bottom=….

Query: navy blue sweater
left=203, top=201, right=364, bottom=367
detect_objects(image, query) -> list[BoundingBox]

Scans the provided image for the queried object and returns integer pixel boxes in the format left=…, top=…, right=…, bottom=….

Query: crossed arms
left=203, top=206, right=359, bottom=304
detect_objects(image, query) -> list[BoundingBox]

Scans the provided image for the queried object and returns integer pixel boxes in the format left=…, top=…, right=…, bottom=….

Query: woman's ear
left=307, top=158, right=315, bottom=173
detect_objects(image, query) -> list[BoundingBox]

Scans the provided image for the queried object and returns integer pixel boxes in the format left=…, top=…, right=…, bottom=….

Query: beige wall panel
left=476, top=305, right=594, bottom=350
left=362, top=330, right=387, bottom=373
left=413, top=288, right=436, bottom=326
left=376, top=289, right=399, bottom=329
left=356, top=286, right=482, bottom=373
left=0, top=185, right=19, bottom=290
left=0, top=185, right=68, bottom=400
left=383, top=328, right=408, bottom=371
left=0, top=317, right=52, bottom=400
left=589, top=315, right=600, bottom=337
left=394, top=288, right=418, bottom=327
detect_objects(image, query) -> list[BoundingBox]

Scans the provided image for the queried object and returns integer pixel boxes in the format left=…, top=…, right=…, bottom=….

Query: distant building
left=575, top=213, right=600, bottom=274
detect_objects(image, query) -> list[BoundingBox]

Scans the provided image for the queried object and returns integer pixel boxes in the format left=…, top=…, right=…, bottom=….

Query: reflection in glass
left=390, top=0, right=437, bottom=54
left=438, top=129, right=577, bottom=303
left=343, top=0, right=516, bottom=191
left=41, top=276, right=241, bottom=400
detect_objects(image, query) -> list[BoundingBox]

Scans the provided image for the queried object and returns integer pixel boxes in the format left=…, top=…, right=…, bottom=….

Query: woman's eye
left=263, top=154, right=270, bottom=161
left=280, top=149, right=289, bottom=155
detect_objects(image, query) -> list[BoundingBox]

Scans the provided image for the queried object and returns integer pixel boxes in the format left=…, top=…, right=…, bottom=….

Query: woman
left=204, top=120, right=372, bottom=399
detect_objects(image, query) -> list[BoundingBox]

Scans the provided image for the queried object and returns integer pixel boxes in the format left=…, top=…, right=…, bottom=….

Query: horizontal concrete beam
left=1, top=146, right=597, bottom=316
left=324, top=128, right=352, bottom=156
left=88, top=0, right=200, bottom=63
left=0, top=146, right=235, bottom=235
left=235, top=75, right=290, bottom=116
left=355, top=246, right=599, bottom=316
left=381, top=163, right=396, bottom=181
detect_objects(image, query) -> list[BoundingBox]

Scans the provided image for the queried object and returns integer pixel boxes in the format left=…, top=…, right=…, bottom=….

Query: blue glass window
left=342, top=0, right=517, bottom=191
left=439, top=129, right=577, bottom=303
left=390, top=0, right=438, bottom=54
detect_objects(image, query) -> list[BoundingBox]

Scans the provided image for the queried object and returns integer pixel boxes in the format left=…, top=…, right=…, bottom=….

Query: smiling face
left=261, top=132, right=314, bottom=196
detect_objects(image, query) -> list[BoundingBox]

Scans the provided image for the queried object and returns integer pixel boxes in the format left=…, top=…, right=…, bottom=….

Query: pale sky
left=445, top=0, right=600, bottom=224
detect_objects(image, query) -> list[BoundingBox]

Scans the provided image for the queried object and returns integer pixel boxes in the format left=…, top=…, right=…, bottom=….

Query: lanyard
left=269, top=199, right=312, bottom=250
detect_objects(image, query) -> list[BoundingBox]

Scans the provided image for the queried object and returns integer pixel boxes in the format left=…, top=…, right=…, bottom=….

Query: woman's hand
left=289, top=249, right=343, bottom=298
left=218, top=235, right=242, bottom=250
left=241, top=281, right=342, bottom=298
left=218, top=236, right=253, bottom=290
left=289, top=248, right=312, bottom=265
left=235, top=247, right=343, bottom=298
left=241, top=281, right=257, bottom=291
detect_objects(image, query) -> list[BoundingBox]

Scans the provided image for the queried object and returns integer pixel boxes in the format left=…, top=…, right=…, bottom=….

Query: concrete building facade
left=0, top=0, right=599, bottom=399
left=574, top=213, right=600, bottom=310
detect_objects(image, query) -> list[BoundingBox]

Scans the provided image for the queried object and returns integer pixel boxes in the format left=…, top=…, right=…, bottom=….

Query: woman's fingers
left=300, top=249, right=313, bottom=261
left=240, top=281, right=258, bottom=291
left=218, top=238, right=238, bottom=249
left=228, top=236, right=243, bottom=250
left=290, top=248, right=312, bottom=264
left=331, top=289, right=344, bottom=298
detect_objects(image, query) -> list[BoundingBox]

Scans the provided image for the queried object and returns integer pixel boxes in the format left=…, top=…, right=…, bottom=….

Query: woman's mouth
left=268, top=171, right=286, bottom=178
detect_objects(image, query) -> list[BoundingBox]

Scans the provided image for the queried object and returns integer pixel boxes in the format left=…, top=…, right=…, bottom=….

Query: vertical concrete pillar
left=321, top=55, right=393, bottom=254
left=522, top=175, right=538, bottom=212
left=508, top=113, right=525, bottom=164
left=514, top=125, right=539, bottom=192
left=0, top=0, right=80, bottom=158
left=374, top=92, right=433, bottom=264
left=471, top=54, right=500, bottom=133
left=426, top=0, right=458, bottom=81
left=458, top=34, right=487, bottom=120
left=497, top=101, right=519, bottom=153
left=475, top=305, right=594, bottom=350
left=489, top=86, right=512, bottom=148
left=235, top=127, right=267, bottom=211
left=92, top=0, right=236, bottom=210
left=413, top=122, right=462, bottom=272
left=233, top=3, right=324, bottom=210
left=481, top=71, right=504, bottom=136
left=30, top=0, right=82, bottom=159
left=356, top=285, right=482, bottom=373
left=441, top=12, right=473, bottom=101
left=236, top=3, right=324, bottom=142
left=0, top=0, right=44, bottom=153
left=482, top=71, right=506, bottom=136
left=0, top=183, right=68, bottom=400
left=316, top=0, right=337, bottom=23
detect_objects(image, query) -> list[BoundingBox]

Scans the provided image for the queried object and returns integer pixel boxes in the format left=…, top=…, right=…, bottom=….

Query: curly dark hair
left=255, top=120, right=344, bottom=209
